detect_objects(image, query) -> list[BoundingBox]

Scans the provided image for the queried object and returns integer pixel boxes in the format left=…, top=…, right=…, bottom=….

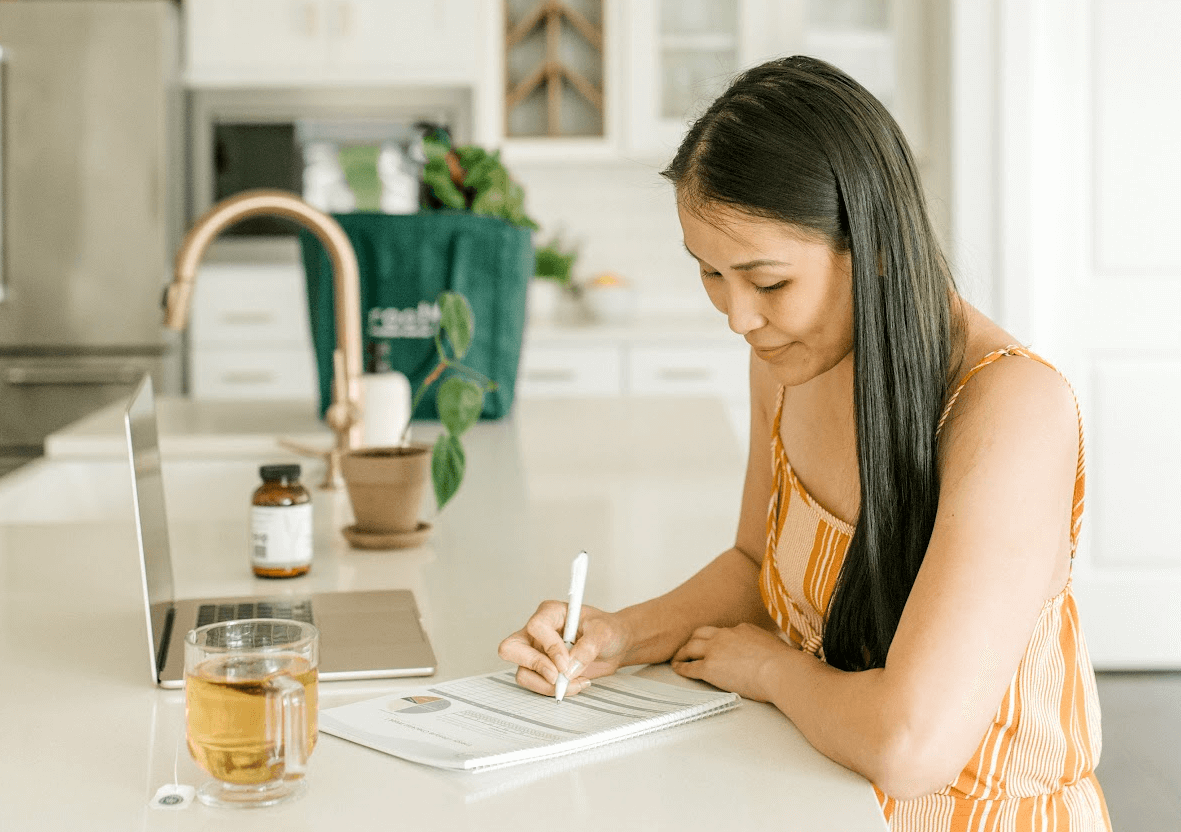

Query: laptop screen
left=124, top=374, right=175, bottom=675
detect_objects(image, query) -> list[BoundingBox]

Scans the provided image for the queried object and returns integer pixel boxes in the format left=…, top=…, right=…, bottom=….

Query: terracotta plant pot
left=340, top=445, right=431, bottom=543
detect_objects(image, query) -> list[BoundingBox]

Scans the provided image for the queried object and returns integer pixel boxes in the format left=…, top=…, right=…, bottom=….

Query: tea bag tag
left=150, top=784, right=195, bottom=810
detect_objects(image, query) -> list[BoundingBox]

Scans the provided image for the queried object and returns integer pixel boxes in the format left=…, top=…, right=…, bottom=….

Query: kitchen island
left=0, top=395, right=886, bottom=831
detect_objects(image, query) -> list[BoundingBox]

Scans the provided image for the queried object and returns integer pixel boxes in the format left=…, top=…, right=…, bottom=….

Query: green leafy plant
left=533, top=238, right=578, bottom=285
left=401, top=291, right=496, bottom=511
left=421, top=132, right=539, bottom=231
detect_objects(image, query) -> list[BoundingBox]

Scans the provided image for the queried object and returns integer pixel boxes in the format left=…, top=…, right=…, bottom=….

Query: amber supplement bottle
left=250, top=463, right=313, bottom=578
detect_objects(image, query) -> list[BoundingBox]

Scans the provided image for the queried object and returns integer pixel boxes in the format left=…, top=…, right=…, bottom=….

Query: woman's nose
left=726, top=285, right=767, bottom=335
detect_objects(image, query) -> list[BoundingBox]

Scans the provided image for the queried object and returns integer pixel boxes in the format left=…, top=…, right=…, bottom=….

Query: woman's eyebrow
left=682, top=243, right=791, bottom=271
left=731, top=258, right=792, bottom=271
left=682, top=243, right=790, bottom=271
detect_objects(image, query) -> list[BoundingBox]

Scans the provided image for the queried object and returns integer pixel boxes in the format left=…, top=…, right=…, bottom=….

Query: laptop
left=124, top=374, right=437, bottom=688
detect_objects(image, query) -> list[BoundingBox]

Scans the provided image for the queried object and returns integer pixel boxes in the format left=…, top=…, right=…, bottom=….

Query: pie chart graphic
left=386, top=695, right=450, bottom=715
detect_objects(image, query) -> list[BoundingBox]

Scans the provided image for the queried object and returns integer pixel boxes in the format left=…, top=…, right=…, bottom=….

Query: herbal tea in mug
left=184, top=619, right=319, bottom=808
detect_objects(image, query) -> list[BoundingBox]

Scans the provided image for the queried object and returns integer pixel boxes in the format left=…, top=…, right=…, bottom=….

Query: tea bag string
left=148, top=733, right=194, bottom=810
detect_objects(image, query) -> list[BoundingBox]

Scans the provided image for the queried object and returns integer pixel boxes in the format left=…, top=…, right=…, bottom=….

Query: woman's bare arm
left=499, top=351, right=779, bottom=691
left=611, top=352, right=783, bottom=664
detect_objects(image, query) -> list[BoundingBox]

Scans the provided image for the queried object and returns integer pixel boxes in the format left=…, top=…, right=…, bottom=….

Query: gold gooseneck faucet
left=164, top=189, right=363, bottom=489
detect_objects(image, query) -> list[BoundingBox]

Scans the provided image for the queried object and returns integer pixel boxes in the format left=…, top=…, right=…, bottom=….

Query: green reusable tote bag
left=300, top=211, right=533, bottom=421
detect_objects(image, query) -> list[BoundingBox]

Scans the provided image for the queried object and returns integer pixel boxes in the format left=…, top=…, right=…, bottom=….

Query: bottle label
left=250, top=504, right=313, bottom=568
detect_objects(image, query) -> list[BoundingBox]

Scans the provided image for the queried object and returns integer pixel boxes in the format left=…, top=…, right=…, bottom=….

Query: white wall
left=964, top=0, right=1181, bottom=668
left=511, top=159, right=711, bottom=316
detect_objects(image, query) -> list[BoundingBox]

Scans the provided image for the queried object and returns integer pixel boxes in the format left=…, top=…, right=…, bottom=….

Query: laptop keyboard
left=195, top=599, right=314, bottom=628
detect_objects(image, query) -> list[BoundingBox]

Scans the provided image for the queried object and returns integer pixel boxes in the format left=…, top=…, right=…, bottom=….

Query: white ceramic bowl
left=584, top=285, right=635, bottom=324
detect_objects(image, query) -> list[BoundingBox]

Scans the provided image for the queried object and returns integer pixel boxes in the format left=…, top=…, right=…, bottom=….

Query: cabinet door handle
left=334, top=1, right=352, bottom=38
left=221, top=371, right=277, bottom=385
left=220, top=311, right=275, bottom=326
left=4, top=366, right=145, bottom=386
left=526, top=369, right=577, bottom=383
left=655, top=367, right=711, bottom=382
left=301, top=1, right=318, bottom=38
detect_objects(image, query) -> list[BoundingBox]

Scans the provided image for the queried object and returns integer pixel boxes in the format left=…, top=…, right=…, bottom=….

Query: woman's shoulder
left=941, top=304, right=1078, bottom=456
left=950, top=302, right=1071, bottom=392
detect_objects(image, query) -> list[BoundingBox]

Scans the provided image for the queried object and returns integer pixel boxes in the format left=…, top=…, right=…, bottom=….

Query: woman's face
left=678, top=199, right=855, bottom=387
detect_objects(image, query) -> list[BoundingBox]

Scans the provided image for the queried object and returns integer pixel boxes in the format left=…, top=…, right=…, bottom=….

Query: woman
left=498, top=56, right=1110, bottom=830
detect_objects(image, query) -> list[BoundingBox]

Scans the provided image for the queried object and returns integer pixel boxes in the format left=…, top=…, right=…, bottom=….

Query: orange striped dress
left=758, top=346, right=1111, bottom=831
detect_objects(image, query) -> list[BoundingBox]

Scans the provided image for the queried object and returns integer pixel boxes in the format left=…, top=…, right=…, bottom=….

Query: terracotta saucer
left=341, top=522, right=432, bottom=550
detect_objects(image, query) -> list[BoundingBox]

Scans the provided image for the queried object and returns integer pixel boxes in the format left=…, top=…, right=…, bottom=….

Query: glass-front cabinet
left=622, top=0, right=925, bottom=162
left=801, top=0, right=927, bottom=159
left=655, top=1, right=741, bottom=122
left=623, top=0, right=804, bottom=159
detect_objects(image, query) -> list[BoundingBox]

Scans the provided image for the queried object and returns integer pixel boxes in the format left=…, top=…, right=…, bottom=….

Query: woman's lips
left=751, top=342, right=794, bottom=362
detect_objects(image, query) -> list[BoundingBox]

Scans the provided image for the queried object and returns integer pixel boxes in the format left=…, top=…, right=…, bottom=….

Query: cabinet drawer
left=627, top=345, right=749, bottom=398
left=190, top=264, right=311, bottom=346
left=517, top=345, right=624, bottom=397
left=191, top=347, right=318, bottom=400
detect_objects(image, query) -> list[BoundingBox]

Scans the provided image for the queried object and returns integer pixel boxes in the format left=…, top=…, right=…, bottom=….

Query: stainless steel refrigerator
left=0, top=0, right=184, bottom=474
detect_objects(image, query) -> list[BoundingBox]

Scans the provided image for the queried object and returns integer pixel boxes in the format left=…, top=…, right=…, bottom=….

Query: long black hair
left=663, top=56, right=959, bottom=672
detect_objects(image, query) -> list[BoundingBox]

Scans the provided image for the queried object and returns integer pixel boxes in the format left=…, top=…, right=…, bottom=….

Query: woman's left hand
left=671, top=622, right=795, bottom=702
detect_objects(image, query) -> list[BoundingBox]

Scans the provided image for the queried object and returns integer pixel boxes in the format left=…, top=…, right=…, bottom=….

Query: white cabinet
left=184, top=0, right=482, bottom=85
left=517, top=331, right=751, bottom=444
left=517, top=326, right=746, bottom=399
left=329, top=1, right=480, bottom=83
left=516, top=344, right=625, bottom=397
left=184, top=1, right=930, bottom=168
left=188, top=263, right=319, bottom=401
left=627, top=343, right=748, bottom=401
left=184, top=0, right=316, bottom=83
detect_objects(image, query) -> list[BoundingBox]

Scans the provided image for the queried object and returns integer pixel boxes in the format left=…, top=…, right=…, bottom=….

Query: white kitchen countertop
left=0, top=395, right=885, bottom=831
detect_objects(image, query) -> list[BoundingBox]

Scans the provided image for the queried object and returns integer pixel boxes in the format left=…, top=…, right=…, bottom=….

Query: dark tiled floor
left=1095, top=672, right=1181, bottom=830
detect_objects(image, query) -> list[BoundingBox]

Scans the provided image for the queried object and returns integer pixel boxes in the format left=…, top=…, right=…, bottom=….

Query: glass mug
left=184, top=619, right=319, bottom=808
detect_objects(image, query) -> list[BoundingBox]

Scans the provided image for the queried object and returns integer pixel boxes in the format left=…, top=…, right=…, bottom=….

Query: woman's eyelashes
left=753, top=280, right=789, bottom=295
left=698, top=266, right=789, bottom=295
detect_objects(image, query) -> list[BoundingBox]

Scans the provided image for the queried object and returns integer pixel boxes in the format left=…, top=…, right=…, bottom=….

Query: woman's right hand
left=497, top=601, right=631, bottom=697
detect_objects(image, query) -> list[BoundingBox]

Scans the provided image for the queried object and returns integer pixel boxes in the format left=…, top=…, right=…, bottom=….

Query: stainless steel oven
left=188, top=86, right=473, bottom=263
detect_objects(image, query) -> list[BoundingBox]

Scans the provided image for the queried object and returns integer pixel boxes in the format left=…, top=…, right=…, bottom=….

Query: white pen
left=554, top=551, right=589, bottom=702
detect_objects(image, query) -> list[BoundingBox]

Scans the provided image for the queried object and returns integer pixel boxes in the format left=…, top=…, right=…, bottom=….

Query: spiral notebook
left=318, top=669, right=740, bottom=771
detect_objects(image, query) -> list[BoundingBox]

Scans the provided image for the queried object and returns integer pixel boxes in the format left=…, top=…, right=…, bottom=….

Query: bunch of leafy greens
left=401, top=291, right=496, bottom=511
left=421, top=133, right=538, bottom=231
